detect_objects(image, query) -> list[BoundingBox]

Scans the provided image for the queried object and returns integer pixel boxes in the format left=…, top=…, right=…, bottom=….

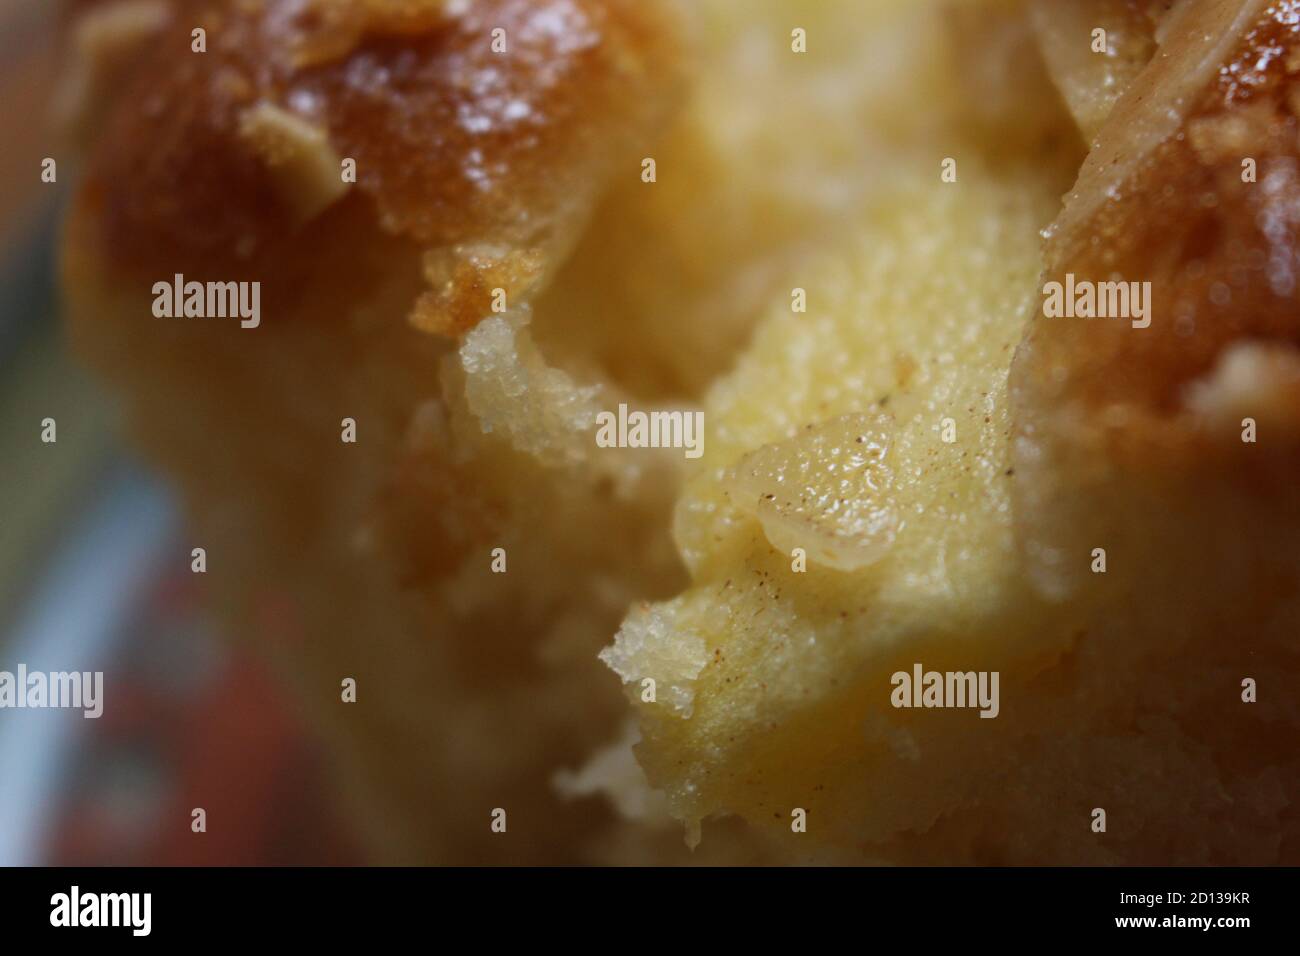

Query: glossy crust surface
left=71, top=0, right=682, bottom=334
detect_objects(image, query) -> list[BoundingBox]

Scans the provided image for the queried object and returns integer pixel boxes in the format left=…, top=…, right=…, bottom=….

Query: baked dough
left=62, top=0, right=1300, bottom=863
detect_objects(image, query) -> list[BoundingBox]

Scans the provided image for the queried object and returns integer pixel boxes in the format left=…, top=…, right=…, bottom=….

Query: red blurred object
left=45, top=570, right=362, bottom=865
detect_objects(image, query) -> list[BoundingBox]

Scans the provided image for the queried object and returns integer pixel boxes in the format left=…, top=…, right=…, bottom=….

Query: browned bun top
left=1014, top=0, right=1300, bottom=460
left=68, top=0, right=684, bottom=334
left=1009, top=0, right=1300, bottom=597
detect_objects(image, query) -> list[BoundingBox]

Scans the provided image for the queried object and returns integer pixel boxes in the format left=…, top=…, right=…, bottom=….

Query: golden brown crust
left=71, top=0, right=683, bottom=334
left=1016, top=0, right=1300, bottom=464
left=275, top=0, right=455, bottom=69
left=1010, top=0, right=1300, bottom=592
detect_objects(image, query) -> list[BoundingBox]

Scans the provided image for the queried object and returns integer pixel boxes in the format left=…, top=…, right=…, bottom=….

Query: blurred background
left=0, top=0, right=360, bottom=866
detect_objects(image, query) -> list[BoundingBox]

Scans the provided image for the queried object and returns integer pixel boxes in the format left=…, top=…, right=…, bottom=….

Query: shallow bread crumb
left=237, top=101, right=350, bottom=224
left=1183, top=341, right=1300, bottom=432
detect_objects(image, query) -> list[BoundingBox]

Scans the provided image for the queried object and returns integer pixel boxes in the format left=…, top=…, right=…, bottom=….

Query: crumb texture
left=62, top=0, right=1300, bottom=865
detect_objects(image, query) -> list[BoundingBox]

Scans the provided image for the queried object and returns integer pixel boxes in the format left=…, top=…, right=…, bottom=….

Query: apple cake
left=62, top=0, right=1300, bottom=864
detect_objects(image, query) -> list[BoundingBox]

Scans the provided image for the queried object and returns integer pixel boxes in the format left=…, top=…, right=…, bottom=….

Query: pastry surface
left=62, top=0, right=1300, bottom=863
